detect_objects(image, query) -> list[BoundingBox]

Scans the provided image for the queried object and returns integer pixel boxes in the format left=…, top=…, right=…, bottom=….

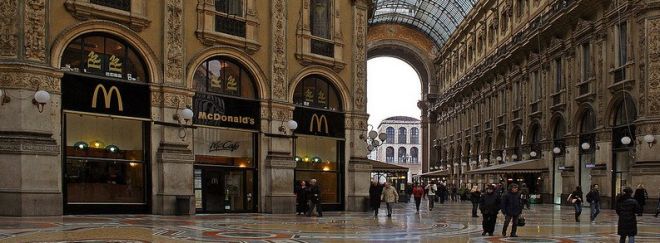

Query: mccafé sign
left=61, top=75, right=150, bottom=118
left=193, top=93, right=260, bottom=130
left=294, top=107, right=344, bottom=138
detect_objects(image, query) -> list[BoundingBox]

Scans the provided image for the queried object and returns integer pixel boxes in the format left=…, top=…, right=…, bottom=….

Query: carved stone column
left=0, top=0, right=62, bottom=216
left=262, top=104, right=296, bottom=213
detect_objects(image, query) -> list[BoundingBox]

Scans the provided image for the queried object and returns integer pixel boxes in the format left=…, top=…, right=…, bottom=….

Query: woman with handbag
left=568, top=186, right=584, bottom=222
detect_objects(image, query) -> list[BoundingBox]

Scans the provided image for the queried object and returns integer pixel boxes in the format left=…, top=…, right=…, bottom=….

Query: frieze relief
left=353, top=8, right=367, bottom=111
left=24, top=0, right=46, bottom=62
left=271, top=0, right=287, bottom=100
left=646, top=18, right=660, bottom=115
left=0, top=0, right=17, bottom=58
left=165, top=0, right=184, bottom=85
left=0, top=131, right=58, bottom=155
left=0, top=72, right=60, bottom=93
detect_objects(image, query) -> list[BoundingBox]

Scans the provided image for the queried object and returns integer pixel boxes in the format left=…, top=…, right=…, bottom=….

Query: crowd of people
left=296, top=179, right=659, bottom=241
left=364, top=180, right=658, bottom=240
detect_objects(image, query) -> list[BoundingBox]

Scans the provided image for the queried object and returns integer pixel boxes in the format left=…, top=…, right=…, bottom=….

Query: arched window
left=386, top=127, right=395, bottom=144
left=410, top=147, right=419, bottom=163
left=530, top=123, right=541, bottom=157
left=310, top=0, right=331, bottom=39
left=513, top=128, right=523, bottom=161
left=61, top=33, right=148, bottom=82
left=553, top=119, right=566, bottom=140
left=398, top=127, right=407, bottom=144
left=580, top=109, right=596, bottom=134
left=410, top=127, right=419, bottom=144
left=613, top=96, right=637, bottom=148
left=398, top=147, right=407, bottom=163
left=385, top=147, right=394, bottom=162
left=193, top=56, right=257, bottom=98
left=293, top=75, right=341, bottom=111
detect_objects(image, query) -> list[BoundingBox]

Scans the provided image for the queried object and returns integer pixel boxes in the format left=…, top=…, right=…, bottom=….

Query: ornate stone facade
left=0, top=0, right=18, bottom=58
left=429, top=0, right=660, bottom=210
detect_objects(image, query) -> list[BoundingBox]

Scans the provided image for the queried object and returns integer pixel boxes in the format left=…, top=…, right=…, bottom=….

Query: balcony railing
left=215, top=15, right=246, bottom=37
left=311, top=38, right=334, bottom=58
left=91, top=0, right=130, bottom=11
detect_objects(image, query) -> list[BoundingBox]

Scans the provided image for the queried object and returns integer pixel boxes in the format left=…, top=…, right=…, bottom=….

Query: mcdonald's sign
left=294, top=107, right=344, bottom=138
left=91, top=84, right=123, bottom=111
left=62, top=74, right=150, bottom=118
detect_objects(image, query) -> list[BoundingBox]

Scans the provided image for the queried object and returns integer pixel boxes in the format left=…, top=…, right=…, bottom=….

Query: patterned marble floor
left=1, top=201, right=659, bottom=243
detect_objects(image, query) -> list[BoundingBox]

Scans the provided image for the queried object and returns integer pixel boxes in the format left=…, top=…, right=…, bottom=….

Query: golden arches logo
left=310, top=114, right=329, bottom=134
left=91, top=84, right=123, bottom=111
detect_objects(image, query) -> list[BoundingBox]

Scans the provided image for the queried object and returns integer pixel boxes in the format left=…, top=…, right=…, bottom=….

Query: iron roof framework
left=370, top=0, right=478, bottom=48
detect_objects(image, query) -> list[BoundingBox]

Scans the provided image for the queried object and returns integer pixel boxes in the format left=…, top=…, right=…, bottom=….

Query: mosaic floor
left=1, top=201, right=659, bottom=242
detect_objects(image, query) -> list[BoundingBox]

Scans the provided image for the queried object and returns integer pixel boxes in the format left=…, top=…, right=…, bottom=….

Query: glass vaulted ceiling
left=370, top=0, right=478, bottom=48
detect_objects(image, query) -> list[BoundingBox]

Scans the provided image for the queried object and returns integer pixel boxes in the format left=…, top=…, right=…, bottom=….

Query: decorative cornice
left=0, top=131, right=58, bottom=155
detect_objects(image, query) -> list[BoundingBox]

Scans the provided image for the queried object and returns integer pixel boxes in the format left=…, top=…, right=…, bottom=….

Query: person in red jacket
left=412, top=183, right=425, bottom=212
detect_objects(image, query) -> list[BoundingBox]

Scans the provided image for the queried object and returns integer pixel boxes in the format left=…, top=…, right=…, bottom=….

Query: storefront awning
left=414, top=169, right=450, bottom=177
left=368, top=159, right=409, bottom=174
left=466, top=159, right=548, bottom=174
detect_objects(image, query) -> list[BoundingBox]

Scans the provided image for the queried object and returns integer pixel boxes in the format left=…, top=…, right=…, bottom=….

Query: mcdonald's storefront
left=60, top=34, right=151, bottom=214
left=292, top=75, right=345, bottom=211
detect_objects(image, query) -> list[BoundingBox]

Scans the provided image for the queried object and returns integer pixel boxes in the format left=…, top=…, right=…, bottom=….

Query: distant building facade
left=369, top=116, right=422, bottom=181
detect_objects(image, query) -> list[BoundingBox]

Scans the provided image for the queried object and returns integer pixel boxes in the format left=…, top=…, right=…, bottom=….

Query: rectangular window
left=532, top=71, right=541, bottom=101
left=618, top=22, right=627, bottom=67
left=515, top=82, right=522, bottom=108
left=91, top=0, right=131, bottom=11
left=295, top=136, right=342, bottom=204
left=582, top=43, right=590, bottom=81
left=311, top=0, right=331, bottom=39
left=555, top=58, right=562, bottom=92
left=214, top=0, right=246, bottom=37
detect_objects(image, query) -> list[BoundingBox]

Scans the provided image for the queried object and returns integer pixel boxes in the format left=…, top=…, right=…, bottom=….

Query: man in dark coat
left=479, top=184, right=500, bottom=236
left=501, top=183, right=523, bottom=237
left=369, top=180, right=383, bottom=217
left=586, top=184, right=601, bottom=223
left=633, top=184, right=648, bottom=216
left=617, top=187, right=640, bottom=243
left=470, top=186, right=481, bottom=217
left=306, top=179, right=322, bottom=217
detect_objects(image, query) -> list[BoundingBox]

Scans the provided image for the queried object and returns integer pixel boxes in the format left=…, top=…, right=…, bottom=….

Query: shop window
left=295, top=136, right=342, bottom=204
left=193, top=128, right=255, bottom=168
left=293, top=75, right=342, bottom=111
left=398, top=147, right=407, bottom=163
left=64, top=113, right=146, bottom=204
left=193, top=56, right=256, bottom=99
left=385, top=146, right=394, bottom=162
left=196, top=0, right=260, bottom=53
left=60, top=34, right=148, bottom=82
left=65, top=0, right=149, bottom=31
left=410, top=147, right=418, bottom=164
left=386, top=127, right=395, bottom=144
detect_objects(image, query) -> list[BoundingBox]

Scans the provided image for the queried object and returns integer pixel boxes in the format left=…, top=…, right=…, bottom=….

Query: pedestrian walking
left=405, top=183, right=413, bottom=203
left=633, top=184, right=648, bottom=216
left=616, top=187, right=640, bottom=243
left=470, top=186, right=481, bottom=217
left=306, top=179, right=322, bottom=217
left=501, top=183, right=523, bottom=237
left=412, top=183, right=425, bottom=212
left=295, top=180, right=308, bottom=215
left=451, top=185, right=458, bottom=202
left=425, top=182, right=437, bottom=211
left=520, top=183, right=530, bottom=209
left=479, top=184, right=500, bottom=236
left=439, top=183, right=448, bottom=204
left=568, top=186, right=583, bottom=222
left=381, top=182, right=399, bottom=217
left=369, top=180, right=383, bottom=217
left=586, top=184, right=601, bottom=223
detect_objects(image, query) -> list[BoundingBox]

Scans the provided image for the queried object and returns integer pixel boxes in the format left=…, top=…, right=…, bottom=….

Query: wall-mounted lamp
left=173, top=104, right=194, bottom=140
left=278, top=119, right=298, bottom=135
left=496, top=156, right=502, bottom=161
left=33, top=90, right=51, bottom=113
left=621, top=136, right=632, bottom=145
left=511, top=154, right=518, bottom=160
left=530, top=151, right=537, bottom=158
left=553, top=147, right=561, bottom=154
left=581, top=142, right=591, bottom=151
left=643, top=134, right=656, bottom=148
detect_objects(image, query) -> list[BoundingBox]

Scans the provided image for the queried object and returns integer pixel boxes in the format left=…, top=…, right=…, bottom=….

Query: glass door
left=196, top=167, right=255, bottom=213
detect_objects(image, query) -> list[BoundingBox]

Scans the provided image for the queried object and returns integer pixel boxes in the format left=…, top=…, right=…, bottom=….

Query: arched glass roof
left=370, top=0, right=478, bottom=48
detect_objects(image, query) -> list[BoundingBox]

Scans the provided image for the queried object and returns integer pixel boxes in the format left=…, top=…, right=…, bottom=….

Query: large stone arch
left=289, top=65, right=352, bottom=112
left=186, top=45, right=269, bottom=100
left=605, top=91, right=637, bottom=127
left=50, top=20, right=162, bottom=84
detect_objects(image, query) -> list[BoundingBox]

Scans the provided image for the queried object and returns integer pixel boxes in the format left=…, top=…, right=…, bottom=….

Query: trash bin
left=175, top=196, right=191, bottom=215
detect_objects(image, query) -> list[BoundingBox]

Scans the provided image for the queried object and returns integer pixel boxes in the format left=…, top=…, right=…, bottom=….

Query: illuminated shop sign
left=193, top=93, right=260, bottom=130
left=61, top=75, right=150, bottom=118
left=294, top=107, right=344, bottom=138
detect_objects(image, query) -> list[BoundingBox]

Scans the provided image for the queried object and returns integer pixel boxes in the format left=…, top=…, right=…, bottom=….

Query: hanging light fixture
left=530, top=151, right=537, bottom=158
left=73, top=141, right=89, bottom=150
left=621, top=136, right=632, bottom=145
left=105, top=144, right=120, bottom=153
left=553, top=147, right=561, bottom=154
left=581, top=142, right=591, bottom=151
